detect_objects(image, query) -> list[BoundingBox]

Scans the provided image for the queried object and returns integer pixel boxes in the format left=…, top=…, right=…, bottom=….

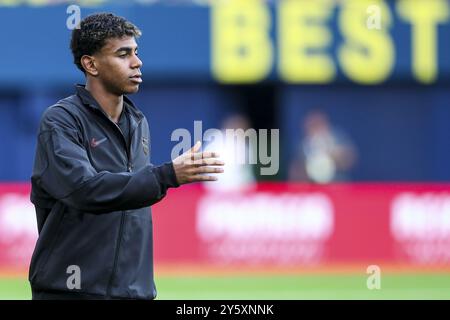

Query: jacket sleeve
left=31, top=106, right=180, bottom=213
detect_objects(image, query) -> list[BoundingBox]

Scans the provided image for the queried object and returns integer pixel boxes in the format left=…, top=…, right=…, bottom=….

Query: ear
left=80, top=55, right=98, bottom=76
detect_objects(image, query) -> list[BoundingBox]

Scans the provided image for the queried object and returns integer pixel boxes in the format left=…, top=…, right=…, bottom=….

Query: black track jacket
left=29, top=85, right=179, bottom=300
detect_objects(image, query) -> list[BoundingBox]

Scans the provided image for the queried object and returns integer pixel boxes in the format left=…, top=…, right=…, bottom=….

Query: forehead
left=101, top=36, right=138, bottom=53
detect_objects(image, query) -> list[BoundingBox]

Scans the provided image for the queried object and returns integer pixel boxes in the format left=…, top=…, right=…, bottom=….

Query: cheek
left=100, top=60, right=127, bottom=79
left=108, top=69, right=132, bottom=91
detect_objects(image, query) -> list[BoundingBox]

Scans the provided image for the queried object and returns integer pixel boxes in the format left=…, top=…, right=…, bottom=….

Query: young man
left=29, top=13, right=224, bottom=300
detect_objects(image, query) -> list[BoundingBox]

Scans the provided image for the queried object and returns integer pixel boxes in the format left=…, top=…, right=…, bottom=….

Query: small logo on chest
left=90, top=137, right=108, bottom=148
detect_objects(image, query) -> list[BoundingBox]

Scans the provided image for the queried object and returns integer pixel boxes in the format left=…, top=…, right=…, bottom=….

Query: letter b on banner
left=212, top=0, right=273, bottom=83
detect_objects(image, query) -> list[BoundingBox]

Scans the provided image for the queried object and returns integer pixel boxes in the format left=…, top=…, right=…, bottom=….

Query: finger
left=190, top=175, right=219, bottom=182
left=190, top=151, right=203, bottom=161
left=187, top=141, right=202, bottom=153
left=183, top=141, right=202, bottom=156
left=181, top=159, right=225, bottom=167
left=191, top=159, right=225, bottom=166
left=193, top=151, right=220, bottom=159
left=195, top=167, right=224, bottom=174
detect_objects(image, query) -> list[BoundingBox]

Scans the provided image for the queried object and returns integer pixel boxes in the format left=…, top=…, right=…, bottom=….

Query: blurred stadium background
left=1, top=0, right=450, bottom=299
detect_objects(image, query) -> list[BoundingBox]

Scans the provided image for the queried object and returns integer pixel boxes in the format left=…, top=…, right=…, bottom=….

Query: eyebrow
left=114, top=46, right=138, bottom=54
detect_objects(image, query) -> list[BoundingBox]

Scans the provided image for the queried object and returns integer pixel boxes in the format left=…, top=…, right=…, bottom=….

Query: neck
left=85, top=79, right=123, bottom=123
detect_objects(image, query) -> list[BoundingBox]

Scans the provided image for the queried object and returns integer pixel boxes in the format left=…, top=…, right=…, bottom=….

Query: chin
left=124, top=85, right=140, bottom=94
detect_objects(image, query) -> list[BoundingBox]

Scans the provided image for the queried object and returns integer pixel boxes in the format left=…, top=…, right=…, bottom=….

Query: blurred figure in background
left=289, top=109, right=357, bottom=184
left=203, top=113, right=257, bottom=192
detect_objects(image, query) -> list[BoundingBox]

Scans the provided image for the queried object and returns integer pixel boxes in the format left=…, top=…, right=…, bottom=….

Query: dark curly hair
left=70, top=13, right=142, bottom=73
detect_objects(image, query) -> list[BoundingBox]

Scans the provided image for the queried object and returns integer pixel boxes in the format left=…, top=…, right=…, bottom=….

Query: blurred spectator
left=289, top=109, right=357, bottom=183
left=203, top=113, right=257, bottom=192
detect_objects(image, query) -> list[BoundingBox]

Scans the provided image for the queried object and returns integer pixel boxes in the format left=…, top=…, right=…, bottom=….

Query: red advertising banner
left=0, top=184, right=36, bottom=270
left=1, top=183, right=450, bottom=272
left=153, top=183, right=450, bottom=266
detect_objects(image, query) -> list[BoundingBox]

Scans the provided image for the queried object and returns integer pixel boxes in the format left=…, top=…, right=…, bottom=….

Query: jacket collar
left=75, top=84, right=144, bottom=123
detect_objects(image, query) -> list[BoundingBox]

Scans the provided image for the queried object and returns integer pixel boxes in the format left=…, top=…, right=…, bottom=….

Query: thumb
left=190, top=141, right=202, bottom=153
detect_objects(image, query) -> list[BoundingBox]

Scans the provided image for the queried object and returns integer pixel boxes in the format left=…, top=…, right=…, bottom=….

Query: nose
left=131, top=54, right=143, bottom=69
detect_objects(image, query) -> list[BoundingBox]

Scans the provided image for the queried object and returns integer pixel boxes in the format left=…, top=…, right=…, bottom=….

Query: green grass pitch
left=0, top=273, right=449, bottom=300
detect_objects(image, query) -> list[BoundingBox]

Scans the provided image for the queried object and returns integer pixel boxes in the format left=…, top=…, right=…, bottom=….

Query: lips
left=130, top=74, right=142, bottom=83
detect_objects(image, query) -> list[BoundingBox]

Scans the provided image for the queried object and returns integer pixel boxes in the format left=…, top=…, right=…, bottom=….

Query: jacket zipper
left=98, top=108, right=141, bottom=297
left=97, top=108, right=140, bottom=171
